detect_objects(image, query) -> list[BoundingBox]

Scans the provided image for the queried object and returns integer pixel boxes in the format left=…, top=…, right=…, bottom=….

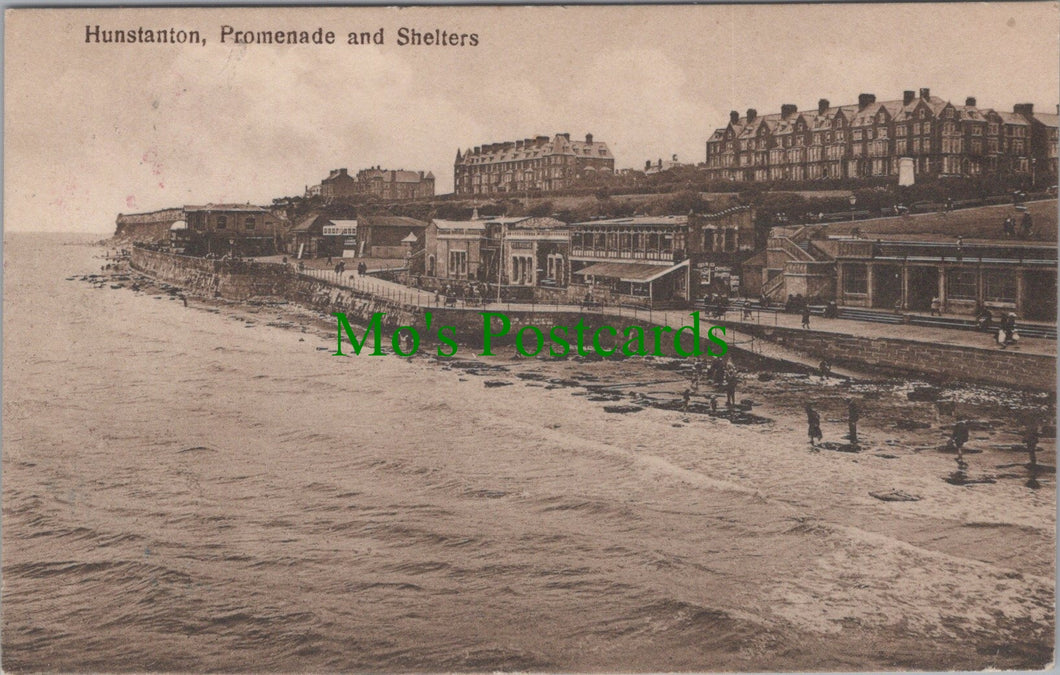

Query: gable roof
left=360, top=215, right=428, bottom=228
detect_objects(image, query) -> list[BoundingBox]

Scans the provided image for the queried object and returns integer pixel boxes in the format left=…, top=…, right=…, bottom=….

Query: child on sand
left=805, top=404, right=823, bottom=447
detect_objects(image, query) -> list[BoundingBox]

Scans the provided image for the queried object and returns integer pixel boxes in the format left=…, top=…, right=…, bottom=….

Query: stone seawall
left=732, top=322, right=1056, bottom=392
left=130, top=247, right=1055, bottom=390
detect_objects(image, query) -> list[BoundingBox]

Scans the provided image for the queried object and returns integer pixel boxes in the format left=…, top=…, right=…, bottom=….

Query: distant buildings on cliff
left=454, top=133, right=615, bottom=196
left=305, top=167, right=436, bottom=201
left=704, top=88, right=1059, bottom=184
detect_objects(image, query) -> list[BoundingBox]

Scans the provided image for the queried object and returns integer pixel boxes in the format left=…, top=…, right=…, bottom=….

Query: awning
left=574, top=259, right=688, bottom=283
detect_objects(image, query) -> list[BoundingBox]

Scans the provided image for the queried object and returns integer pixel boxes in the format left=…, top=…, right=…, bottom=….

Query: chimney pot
left=858, top=93, right=876, bottom=109
left=746, top=108, right=757, bottom=122
left=903, top=90, right=915, bottom=105
left=818, top=99, right=829, bottom=114
left=965, top=97, right=977, bottom=107
left=730, top=110, right=740, bottom=124
left=1014, top=103, right=1034, bottom=116
left=586, top=133, right=593, bottom=144
left=920, top=87, right=930, bottom=100
left=781, top=104, right=797, bottom=118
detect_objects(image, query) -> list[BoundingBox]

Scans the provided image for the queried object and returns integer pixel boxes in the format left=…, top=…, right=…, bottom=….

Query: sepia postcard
left=3, top=4, right=1058, bottom=672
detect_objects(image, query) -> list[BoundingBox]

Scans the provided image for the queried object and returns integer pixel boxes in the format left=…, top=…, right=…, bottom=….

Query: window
left=245, top=217, right=255, bottom=230
left=216, top=215, right=227, bottom=230
left=947, top=269, right=977, bottom=300
left=843, top=264, right=868, bottom=294
left=448, top=250, right=468, bottom=278
left=983, top=269, right=1017, bottom=303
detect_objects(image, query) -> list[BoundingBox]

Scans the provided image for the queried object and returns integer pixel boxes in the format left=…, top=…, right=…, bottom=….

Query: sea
left=2, top=232, right=1054, bottom=672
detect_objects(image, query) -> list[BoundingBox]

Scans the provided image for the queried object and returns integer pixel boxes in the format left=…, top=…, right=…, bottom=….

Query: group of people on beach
left=682, top=357, right=741, bottom=413
left=803, top=399, right=860, bottom=448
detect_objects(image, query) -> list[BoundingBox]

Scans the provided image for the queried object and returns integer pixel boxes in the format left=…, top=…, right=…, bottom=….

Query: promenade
left=282, top=264, right=1056, bottom=374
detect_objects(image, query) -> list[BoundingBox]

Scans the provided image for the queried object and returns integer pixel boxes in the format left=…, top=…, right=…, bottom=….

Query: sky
left=5, top=3, right=1059, bottom=233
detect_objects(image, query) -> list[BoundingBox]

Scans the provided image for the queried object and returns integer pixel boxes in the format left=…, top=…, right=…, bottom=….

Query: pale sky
left=5, top=4, right=1059, bottom=233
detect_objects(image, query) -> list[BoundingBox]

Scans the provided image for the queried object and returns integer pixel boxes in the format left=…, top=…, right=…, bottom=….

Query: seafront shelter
left=835, top=238, right=1057, bottom=320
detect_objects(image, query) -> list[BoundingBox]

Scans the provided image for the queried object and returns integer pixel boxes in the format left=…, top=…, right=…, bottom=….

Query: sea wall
left=732, top=322, right=1056, bottom=392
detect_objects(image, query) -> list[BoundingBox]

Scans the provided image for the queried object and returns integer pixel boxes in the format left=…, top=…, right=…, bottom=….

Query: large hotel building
left=454, top=133, right=614, bottom=196
left=704, top=88, right=1058, bottom=183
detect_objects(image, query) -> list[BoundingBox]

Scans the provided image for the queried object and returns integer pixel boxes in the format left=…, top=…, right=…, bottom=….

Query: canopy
left=574, top=259, right=687, bottom=283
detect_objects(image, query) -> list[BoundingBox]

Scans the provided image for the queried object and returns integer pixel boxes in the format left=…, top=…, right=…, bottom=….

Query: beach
left=3, top=232, right=1055, bottom=671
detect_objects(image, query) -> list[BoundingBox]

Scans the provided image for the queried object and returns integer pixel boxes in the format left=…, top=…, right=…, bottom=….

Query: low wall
left=732, top=321, right=1056, bottom=392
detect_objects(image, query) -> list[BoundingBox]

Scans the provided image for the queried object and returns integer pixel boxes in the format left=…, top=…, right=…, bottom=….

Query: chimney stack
left=965, top=97, right=977, bottom=107
left=781, top=104, right=797, bottom=118
left=919, top=87, right=931, bottom=100
left=903, top=90, right=915, bottom=105
left=1014, top=103, right=1034, bottom=116
left=585, top=133, right=593, bottom=144
left=746, top=108, right=757, bottom=122
left=818, top=99, right=829, bottom=114
left=645, top=160, right=652, bottom=171
left=858, top=93, right=876, bottom=109
left=730, top=110, right=740, bottom=124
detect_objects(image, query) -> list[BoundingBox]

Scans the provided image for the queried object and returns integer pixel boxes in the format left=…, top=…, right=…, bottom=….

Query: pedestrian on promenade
left=999, top=312, right=1018, bottom=349
left=326, top=255, right=333, bottom=266
left=801, top=305, right=811, bottom=329
left=956, top=236, right=964, bottom=262
left=1003, top=217, right=1015, bottom=238
left=930, top=296, right=942, bottom=316
left=950, top=419, right=970, bottom=464
left=1021, top=212, right=1034, bottom=238
left=806, top=404, right=823, bottom=447
left=847, top=398, right=860, bottom=446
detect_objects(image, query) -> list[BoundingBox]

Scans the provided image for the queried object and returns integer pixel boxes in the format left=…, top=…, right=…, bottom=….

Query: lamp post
left=849, top=194, right=857, bottom=222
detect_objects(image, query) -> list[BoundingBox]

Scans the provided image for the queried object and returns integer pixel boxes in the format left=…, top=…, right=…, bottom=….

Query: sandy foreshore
left=51, top=251, right=1056, bottom=670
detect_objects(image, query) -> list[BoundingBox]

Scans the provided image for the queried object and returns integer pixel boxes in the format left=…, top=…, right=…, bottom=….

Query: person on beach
left=847, top=399, right=860, bottom=445
left=801, top=305, right=811, bottom=330
left=709, top=395, right=718, bottom=412
left=724, top=369, right=739, bottom=408
left=1024, top=421, right=1040, bottom=469
left=681, top=388, right=691, bottom=413
left=708, top=358, right=725, bottom=386
left=819, top=359, right=832, bottom=377
left=690, top=359, right=703, bottom=394
left=806, top=404, right=823, bottom=447
left=951, top=419, right=970, bottom=464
